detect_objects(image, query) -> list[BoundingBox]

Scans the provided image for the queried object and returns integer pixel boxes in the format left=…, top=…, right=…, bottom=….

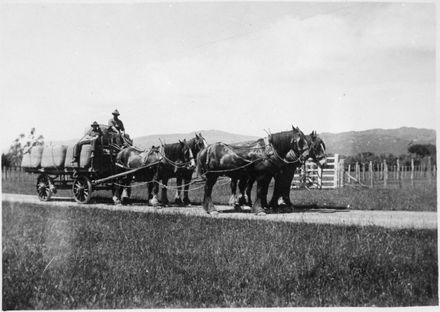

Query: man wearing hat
left=108, top=109, right=127, bottom=146
left=71, top=121, right=103, bottom=165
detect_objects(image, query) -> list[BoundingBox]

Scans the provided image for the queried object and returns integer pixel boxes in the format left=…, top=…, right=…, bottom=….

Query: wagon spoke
left=72, top=176, right=92, bottom=204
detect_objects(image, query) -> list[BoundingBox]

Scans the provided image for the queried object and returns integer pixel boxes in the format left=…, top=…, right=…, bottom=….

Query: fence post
left=362, top=163, right=366, bottom=181
left=339, top=158, right=344, bottom=188
left=427, top=156, right=432, bottom=183
left=355, top=162, right=360, bottom=182
left=396, top=159, right=401, bottom=188
left=383, top=160, right=388, bottom=187
left=369, top=161, right=373, bottom=187
left=410, top=158, right=414, bottom=186
left=333, top=154, right=339, bottom=188
left=348, top=164, right=351, bottom=183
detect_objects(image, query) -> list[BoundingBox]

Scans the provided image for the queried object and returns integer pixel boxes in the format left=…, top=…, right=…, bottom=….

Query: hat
left=91, top=121, right=99, bottom=127
left=112, top=109, right=120, bottom=115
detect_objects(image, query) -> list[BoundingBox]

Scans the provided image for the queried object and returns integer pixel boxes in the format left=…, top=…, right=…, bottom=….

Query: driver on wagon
left=71, top=121, right=103, bottom=166
left=108, top=109, right=131, bottom=146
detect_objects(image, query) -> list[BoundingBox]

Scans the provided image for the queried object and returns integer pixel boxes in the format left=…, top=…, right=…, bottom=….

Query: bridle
left=267, top=134, right=310, bottom=165
left=159, top=142, right=196, bottom=170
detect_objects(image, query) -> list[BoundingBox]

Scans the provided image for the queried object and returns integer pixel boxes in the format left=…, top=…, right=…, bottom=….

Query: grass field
left=2, top=176, right=437, bottom=211
left=2, top=201, right=438, bottom=308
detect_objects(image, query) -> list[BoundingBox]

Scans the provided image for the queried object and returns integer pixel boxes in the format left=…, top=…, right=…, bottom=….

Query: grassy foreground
left=1, top=177, right=437, bottom=211
left=2, top=201, right=438, bottom=308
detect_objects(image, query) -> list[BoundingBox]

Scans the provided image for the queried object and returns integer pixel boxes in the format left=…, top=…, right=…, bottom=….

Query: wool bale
left=64, top=145, right=75, bottom=168
left=41, top=145, right=68, bottom=169
left=21, top=145, right=44, bottom=168
left=64, top=144, right=92, bottom=168
left=79, top=145, right=93, bottom=168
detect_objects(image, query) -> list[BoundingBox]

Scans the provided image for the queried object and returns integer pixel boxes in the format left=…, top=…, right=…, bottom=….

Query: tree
left=408, top=144, right=436, bottom=165
left=1, top=153, right=11, bottom=168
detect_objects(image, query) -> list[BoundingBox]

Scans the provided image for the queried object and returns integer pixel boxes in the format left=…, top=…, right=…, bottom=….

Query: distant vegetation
left=343, top=143, right=436, bottom=167
left=2, top=128, right=44, bottom=167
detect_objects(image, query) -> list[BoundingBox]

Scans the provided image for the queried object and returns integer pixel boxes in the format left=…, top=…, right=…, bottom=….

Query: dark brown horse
left=269, top=131, right=327, bottom=209
left=156, top=138, right=197, bottom=206
left=173, top=133, right=208, bottom=205
left=197, top=126, right=309, bottom=215
left=228, top=138, right=265, bottom=208
left=114, top=145, right=163, bottom=205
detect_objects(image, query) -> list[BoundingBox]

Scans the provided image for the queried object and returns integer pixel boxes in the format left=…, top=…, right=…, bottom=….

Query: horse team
left=114, top=126, right=326, bottom=215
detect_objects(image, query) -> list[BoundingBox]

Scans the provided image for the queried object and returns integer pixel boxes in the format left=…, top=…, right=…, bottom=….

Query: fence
left=2, top=166, right=35, bottom=182
left=343, top=157, right=436, bottom=188
left=292, top=154, right=341, bottom=189
left=291, top=155, right=436, bottom=190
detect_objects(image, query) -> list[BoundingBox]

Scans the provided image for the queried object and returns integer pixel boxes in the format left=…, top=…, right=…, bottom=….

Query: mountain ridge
left=51, top=127, right=435, bottom=157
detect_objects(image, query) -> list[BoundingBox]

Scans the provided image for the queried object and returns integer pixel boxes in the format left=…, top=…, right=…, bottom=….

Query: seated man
left=71, top=121, right=103, bottom=165
left=108, top=109, right=131, bottom=147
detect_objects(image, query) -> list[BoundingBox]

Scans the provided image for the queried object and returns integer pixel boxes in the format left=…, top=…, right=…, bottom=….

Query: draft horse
left=114, top=146, right=163, bottom=205
left=173, top=133, right=208, bottom=205
left=156, top=135, right=205, bottom=206
left=269, top=130, right=327, bottom=209
left=197, top=126, right=309, bottom=215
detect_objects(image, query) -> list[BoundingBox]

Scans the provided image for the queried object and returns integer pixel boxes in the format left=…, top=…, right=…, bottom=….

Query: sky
left=0, top=1, right=437, bottom=151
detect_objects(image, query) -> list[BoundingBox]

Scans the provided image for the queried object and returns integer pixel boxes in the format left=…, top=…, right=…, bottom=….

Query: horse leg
left=269, top=173, right=282, bottom=208
left=237, top=177, right=248, bottom=207
left=160, top=176, right=170, bottom=206
left=252, top=177, right=269, bottom=216
left=229, top=176, right=238, bottom=206
left=280, top=166, right=296, bottom=210
left=149, top=169, right=161, bottom=207
left=120, top=175, right=132, bottom=205
left=245, top=177, right=255, bottom=207
left=182, top=175, right=192, bottom=206
left=113, top=177, right=127, bottom=205
left=175, top=177, right=183, bottom=205
left=202, top=174, right=218, bottom=214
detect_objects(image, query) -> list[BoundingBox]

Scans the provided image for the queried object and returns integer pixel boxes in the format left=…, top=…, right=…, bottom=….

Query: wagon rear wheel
left=73, top=175, right=92, bottom=204
left=36, top=174, right=52, bottom=201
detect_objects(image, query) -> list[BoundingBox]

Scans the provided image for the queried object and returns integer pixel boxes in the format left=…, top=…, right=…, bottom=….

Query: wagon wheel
left=72, top=175, right=93, bottom=204
left=36, top=174, right=52, bottom=201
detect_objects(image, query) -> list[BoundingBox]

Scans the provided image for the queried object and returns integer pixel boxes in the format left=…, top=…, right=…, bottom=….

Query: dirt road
left=2, top=193, right=437, bottom=229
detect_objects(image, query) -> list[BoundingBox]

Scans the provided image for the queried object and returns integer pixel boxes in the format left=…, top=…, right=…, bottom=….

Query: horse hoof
left=149, top=200, right=159, bottom=206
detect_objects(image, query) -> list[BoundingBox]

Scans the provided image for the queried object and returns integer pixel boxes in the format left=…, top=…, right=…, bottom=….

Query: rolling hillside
left=52, top=127, right=435, bottom=157
left=132, top=130, right=259, bottom=149
left=319, top=127, right=436, bottom=156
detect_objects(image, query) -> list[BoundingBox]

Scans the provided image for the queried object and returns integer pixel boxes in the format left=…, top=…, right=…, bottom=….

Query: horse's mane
left=269, top=130, right=294, bottom=156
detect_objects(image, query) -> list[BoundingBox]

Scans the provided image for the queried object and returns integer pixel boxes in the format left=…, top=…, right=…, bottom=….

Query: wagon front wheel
left=36, top=174, right=52, bottom=201
left=73, top=175, right=92, bottom=204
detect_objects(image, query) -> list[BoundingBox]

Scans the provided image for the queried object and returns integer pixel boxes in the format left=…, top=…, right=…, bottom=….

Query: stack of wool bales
left=21, top=144, right=93, bottom=169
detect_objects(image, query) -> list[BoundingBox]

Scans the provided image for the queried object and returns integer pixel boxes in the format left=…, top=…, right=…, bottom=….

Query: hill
left=51, top=127, right=435, bottom=157
left=319, top=127, right=436, bottom=156
left=132, top=129, right=259, bottom=149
